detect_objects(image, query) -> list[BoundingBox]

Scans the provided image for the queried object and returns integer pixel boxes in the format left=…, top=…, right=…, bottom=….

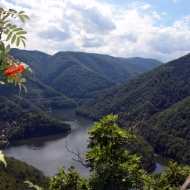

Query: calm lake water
left=2, top=108, right=166, bottom=177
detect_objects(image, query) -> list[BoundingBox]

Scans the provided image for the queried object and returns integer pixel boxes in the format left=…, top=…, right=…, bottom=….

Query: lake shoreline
left=0, top=130, right=71, bottom=147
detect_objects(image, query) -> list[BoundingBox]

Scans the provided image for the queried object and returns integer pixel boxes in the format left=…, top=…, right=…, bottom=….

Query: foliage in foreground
left=49, top=114, right=190, bottom=190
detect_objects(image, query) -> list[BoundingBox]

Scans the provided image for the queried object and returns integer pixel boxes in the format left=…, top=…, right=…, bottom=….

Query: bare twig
left=65, top=141, right=89, bottom=167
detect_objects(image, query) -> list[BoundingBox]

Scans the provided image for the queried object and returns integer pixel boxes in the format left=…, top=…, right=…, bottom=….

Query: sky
left=1, top=0, right=190, bottom=62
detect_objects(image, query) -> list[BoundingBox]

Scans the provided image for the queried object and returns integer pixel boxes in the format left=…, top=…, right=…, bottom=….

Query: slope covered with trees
left=141, top=95, right=190, bottom=164
left=0, top=77, right=77, bottom=111
left=49, top=114, right=190, bottom=190
left=0, top=96, right=70, bottom=141
left=0, top=157, right=49, bottom=190
left=76, top=53, right=190, bottom=166
left=10, top=49, right=162, bottom=102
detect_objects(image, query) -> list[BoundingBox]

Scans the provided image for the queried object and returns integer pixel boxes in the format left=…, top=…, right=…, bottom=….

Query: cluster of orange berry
left=5, top=64, right=24, bottom=77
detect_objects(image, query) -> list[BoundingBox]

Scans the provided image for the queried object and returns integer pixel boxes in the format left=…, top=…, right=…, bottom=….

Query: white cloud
left=1, top=0, right=190, bottom=62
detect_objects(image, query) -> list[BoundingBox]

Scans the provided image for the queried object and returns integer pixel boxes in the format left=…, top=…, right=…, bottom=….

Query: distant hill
left=120, top=57, right=163, bottom=70
left=76, top=53, right=190, bottom=165
left=10, top=49, right=162, bottom=103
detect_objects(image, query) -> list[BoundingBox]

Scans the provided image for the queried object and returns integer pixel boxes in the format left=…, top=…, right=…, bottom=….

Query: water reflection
left=3, top=108, right=93, bottom=177
left=3, top=108, right=166, bottom=176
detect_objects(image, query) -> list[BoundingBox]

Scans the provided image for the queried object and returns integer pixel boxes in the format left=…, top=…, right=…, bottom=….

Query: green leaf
left=9, top=24, right=17, bottom=29
left=11, top=34, right=16, bottom=44
left=19, top=36, right=26, bottom=40
left=0, top=150, right=7, bottom=167
left=6, top=31, right=12, bottom=41
left=12, top=27, right=23, bottom=32
left=1, top=51, right=8, bottom=64
left=19, top=78, right=26, bottom=83
left=16, top=37, right=20, bottom=46
left=22, top=14, right=30, bottom=20
left=18, top=15, right=25, bottom=23
left=3, top=29, right=9, bottom=35
left=5, top=23, right=11, bottom=28
left=16, top=31, right=27, bottom=35
left=5, top=44, right=10, bottom=53
left=9, top=9, right=17, bottom=13
left=19, top=11, right=25, bottom=14
left=21, top=39, right=26, bottom=47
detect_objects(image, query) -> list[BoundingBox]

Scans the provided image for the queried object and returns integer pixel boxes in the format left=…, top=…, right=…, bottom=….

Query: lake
left=2, top=108, right=166, bottom=177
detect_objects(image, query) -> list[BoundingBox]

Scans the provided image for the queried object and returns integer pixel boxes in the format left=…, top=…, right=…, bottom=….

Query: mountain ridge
left=10, top=48, right=163, bottom=102
left=75, top=52, right=190, bottom=165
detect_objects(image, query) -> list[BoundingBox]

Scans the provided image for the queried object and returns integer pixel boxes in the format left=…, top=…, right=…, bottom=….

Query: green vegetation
left=49, top=114, right=190, bottom=190
left=76, top=52, right=190, bottom=167
left=0, top=76, right=77, bottom=111
left=0, top=96, right=70, bottom=141
left=0, top=157, right=49, bottom=190
left=10, top=49, right=162, bottom=102
left=141, top=96, right=190, bottom=164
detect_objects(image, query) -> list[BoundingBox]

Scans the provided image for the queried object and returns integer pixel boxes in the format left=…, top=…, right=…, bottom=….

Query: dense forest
left=0, top=157, right=49, bottom=190
left=10, top=48, right=162, bottom=104
left=0, top=96, right=70, bottom=142
left=0, top=77, right=77, bottom=111
left=76, top=53, right=190, bottom=166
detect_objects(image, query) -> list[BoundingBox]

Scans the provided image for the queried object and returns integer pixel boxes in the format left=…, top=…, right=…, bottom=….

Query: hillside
left=42, top=51, right=162, bottom=100
left=0, top=77, right=77, bottom=111
left=0, top=157, right=49, bottom=190
left=140, top=96, right=190, bottom=164
left=9, top=48, right=50, bottom=79
left=76, top=53, right=190, bottom=165
left=0, top=96, right=70, bottom=141
left=10, top=49, right=162, bottom=102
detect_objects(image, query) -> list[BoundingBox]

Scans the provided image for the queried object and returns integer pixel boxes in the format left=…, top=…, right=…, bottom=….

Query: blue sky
left=1, top=0, right=190, bottom=62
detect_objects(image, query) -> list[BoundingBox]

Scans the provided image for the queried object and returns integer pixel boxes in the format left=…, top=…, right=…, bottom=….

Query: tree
left=0, top=7, right=33, bottom=91
left=0, top=6, right=32, bottom=166
left=49, top=114, right=190, bottom=190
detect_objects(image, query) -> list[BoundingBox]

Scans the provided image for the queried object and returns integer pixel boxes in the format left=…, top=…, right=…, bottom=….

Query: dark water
left=2, top=109, right=166, bottom=177
left=154, top=155, right=169, bottom=174
left=3, top=109, right=93, bottom=177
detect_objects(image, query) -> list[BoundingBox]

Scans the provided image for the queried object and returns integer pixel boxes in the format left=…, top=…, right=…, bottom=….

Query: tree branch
left=65, top=141, right=89, bottom=167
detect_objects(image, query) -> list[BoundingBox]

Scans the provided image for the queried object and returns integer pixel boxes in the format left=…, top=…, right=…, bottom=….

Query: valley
left=1, top=48, right=189, bottom=188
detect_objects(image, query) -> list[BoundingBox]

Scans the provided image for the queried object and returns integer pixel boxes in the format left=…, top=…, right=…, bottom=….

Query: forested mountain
left=0, top=77, right=77, bottom=111
left=0, top=96, right=70, bottom=141
left=0, top=157, right=49, bottom=190
left=10, top=49, right=162, bottom=102
left=10, top=48, right=50, bottom=79
left=141, top=96, right=190, bottom=164
left=76, top=53, right=190, bottom=165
